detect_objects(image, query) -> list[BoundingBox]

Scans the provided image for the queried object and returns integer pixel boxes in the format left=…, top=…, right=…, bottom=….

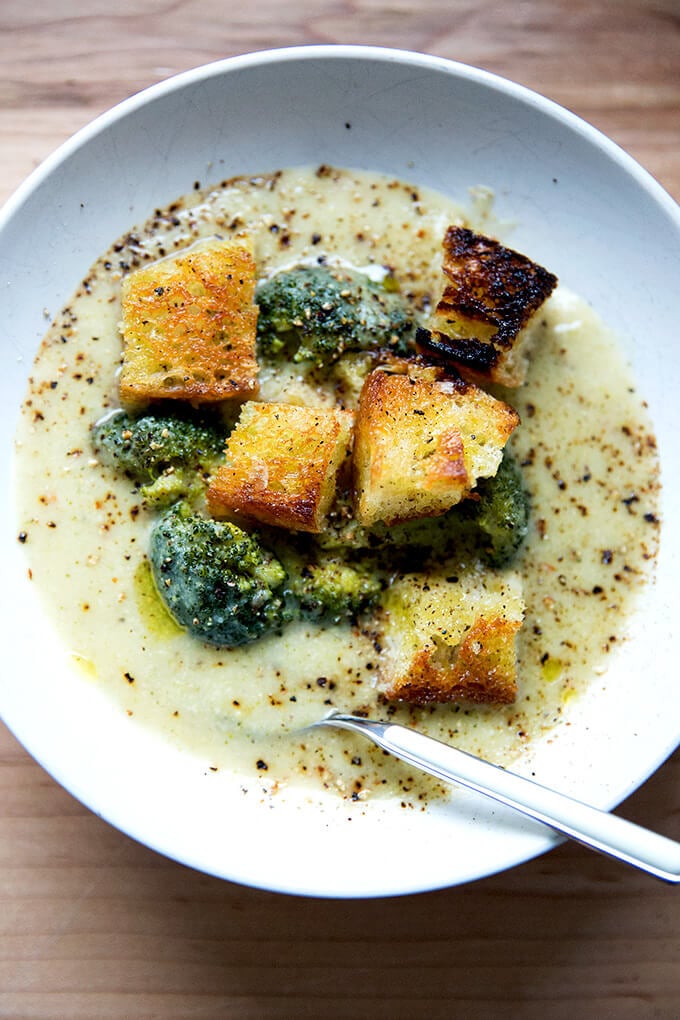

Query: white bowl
left=1, top=46, right=678, bottom=897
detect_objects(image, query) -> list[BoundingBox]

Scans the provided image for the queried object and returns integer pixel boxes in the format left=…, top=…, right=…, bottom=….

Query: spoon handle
left=319, top=713, right=680, bottom=883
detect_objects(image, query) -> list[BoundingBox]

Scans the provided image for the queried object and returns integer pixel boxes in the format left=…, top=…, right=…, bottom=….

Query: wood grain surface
left=1, top=2, right=678, bottom=1017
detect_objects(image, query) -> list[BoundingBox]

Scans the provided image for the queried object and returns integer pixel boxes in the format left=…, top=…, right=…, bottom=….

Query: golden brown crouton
left=119, top=238, right=259, bottom=405
left=353, top=365, right=519, bottom=526
left=417, top=226, right=558, bottom=387
left=207, top=402, right=354, bottom=532
left=376, top=567, right=524, bottom=704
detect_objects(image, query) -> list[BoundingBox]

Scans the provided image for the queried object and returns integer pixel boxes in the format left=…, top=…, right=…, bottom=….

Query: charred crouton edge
left=119, top=238, right=260, bottom=405
left=207, top=401, right=354, bottom=533
left=417, top=226, right=558, bottom=387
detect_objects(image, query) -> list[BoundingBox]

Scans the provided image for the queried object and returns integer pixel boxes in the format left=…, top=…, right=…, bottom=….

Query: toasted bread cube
left=119, top=238, right=259, bottom=404
left=207, top=402, right=354, bottom=532
left=353, top=366, right=519, bottom=526
left=418, top=226, right=558, bottom=387
left=376, top=567, right=524, bottom=704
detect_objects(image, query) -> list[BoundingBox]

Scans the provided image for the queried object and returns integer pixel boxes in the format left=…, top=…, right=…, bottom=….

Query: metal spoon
left=313, top=711, right=680, bottom=883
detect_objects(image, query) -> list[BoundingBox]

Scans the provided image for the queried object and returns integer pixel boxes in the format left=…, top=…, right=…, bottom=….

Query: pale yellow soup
left=15, top=166, right=660, bottom=803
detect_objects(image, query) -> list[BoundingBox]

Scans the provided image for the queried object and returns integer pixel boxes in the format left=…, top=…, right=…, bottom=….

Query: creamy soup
left=14, top=166, right=660, bottom=803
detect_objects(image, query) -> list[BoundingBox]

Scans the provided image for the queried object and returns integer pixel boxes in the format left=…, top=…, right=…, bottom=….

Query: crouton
left=353, top=365, right=519, bottom=526
left=119, top=238, right=259, bottom=404
left=207, top=401, right=354, bottom=532
left=417, top=226, right=558, bottom=387
left=376, top=567, right=524, bottom=704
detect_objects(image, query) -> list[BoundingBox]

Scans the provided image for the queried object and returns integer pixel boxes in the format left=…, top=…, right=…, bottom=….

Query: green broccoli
left=256, top=265, right=413, bottom=366
left=315, top=494, right=467, bottom=558
left=149, top=504, right=288, bottom=646
left=470, top=451, right=530, bottom=565
left=370, top=455, right=529, bottom=565
left=91, top=409, right=224, bottom=506
left=283, top=551, right=382, bottom=623
left=317, top=453, right=530, bottom=567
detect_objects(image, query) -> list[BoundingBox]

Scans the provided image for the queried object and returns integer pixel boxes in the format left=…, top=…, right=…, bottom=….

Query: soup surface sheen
left=15, top=166, right=660, bottom=804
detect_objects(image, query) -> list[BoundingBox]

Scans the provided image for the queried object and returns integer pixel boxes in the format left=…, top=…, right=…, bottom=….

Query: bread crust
left=376, top=569, right=524, bottom=705
left=353, top=363, right=519, bottom=526
left=119, top=238, right=259, bottom=404
left=207, top=401, right=354, bottom=532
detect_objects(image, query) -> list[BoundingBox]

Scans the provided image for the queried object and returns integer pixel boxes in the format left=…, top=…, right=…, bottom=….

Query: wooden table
left=2, top=3, right=678, bottom=1016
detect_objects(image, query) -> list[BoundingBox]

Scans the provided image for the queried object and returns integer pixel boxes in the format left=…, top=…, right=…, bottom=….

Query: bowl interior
left=1, top=46, right=678, bottom=897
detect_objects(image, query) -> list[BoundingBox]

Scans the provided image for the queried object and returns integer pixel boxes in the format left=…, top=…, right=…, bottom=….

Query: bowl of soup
left=1, top=46, right=678, bottom=897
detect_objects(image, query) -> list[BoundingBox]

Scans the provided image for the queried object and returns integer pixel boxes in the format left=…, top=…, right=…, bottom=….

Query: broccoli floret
left=371, top=514, right=463, bottom=560
left=317, top=453, right=529, bottom=566
left=376, top=453, right=529, bottom=565
left=316, top=497, right=468, bottom=560
left=283, top=551, right=382, bottom=623
left=256, top=265, right=413, bottom=366
left=470, top=451, right=530, bottom=565
left=91, top=410, right=224, bottom=505
left=149, top=504, right=288, bottom=646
